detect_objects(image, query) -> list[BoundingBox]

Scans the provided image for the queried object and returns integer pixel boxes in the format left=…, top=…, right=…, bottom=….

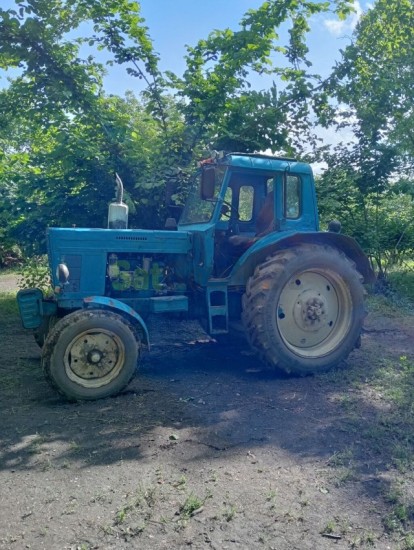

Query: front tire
left=34, top=315, right=58, bottom=348
left=242, top=244, right=365, bottom=375
left=42, top=309, right=139, bottom=400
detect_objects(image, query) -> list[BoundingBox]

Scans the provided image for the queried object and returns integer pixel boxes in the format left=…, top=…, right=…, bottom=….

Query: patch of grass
left=0, top=294, right=18, bottom=315
left=265, top=487, right=277, bottom=502
left=321, top=517, right=351, bottom=537
left=333, top=467, right=356, bottom=486
left=327, top=448, right=356, bottom=486
left=366, top=293, right=397, bottom=313
left=179, top=493, right=204, bottom=518
left=335, top=393, right=359, bottom=411
left=115, top=505, right=131, bottom=525
left=321, top=519, right=337, bottom=534
left=350, top=531, right=376, bottom=548
left=171, top=474, right=187, bottom=489
left=321, top=342, right=414, bottom=536
left=357, top=355, right=414, bottom=472
left=41, top=458, right=53, bottom=471
left=69, top=440, right=81, bottom=453
left=402, top=532, right=414, bottom=550
left=0, top=373, right=22, bottom=394
left=0, top=266, right=21, bottom=276
left=112, top=483, right=158, bottom=531
left=222, top=503, right=237, bottom=522
left=382, top=484, right=414, bottom=536
left=28, top=434, right=47, bottom=455
left=388, top=267, right=414, bottom=303
left=327, top=448, right=354, bottom=467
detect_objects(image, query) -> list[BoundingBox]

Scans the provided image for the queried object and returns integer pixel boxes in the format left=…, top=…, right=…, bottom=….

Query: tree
left=329, top=0, right=414, bottom=169
left=166, top=0, right=355, bottom=155
left=1, top=0, right=364, bottom=256
left=314, top=0, right=414, bottom=276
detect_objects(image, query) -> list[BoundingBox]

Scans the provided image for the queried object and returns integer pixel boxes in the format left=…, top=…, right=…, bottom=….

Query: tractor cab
left=178, top=153, right=319, bottom=278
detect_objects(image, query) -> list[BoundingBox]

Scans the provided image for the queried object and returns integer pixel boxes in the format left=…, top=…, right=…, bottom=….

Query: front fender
left=83, top=296, right=150, bottom=348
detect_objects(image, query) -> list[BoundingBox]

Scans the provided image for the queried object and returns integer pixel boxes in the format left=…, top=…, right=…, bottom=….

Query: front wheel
left=34, top=315, right=58, bottom=348
left=42, top=309, right=140, bottom=400
left=242, top=244, right=365, bottom=375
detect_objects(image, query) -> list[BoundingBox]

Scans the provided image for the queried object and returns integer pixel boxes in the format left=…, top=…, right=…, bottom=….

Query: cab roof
left=217, top=152, right=313, bottom=175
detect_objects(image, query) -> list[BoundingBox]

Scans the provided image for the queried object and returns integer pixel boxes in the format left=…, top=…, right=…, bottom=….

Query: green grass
left=388, top=265, right=414, bottom=303
left=179, top=493, right=204, bottom=518
left=321, top=287, right=414, bottom=540
left=0, top=266, right=21, bottom=276
left=0, top=293, right=18, bottom=315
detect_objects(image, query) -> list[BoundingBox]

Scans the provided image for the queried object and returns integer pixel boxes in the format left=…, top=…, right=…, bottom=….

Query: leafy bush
left=0, top=242, right=24, bottom=269
left=389, top=265, right=414, bottom=303
left=18, top=256, right=52, bottom=295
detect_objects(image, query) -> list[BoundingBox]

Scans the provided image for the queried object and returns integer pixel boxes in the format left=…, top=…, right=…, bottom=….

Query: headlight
left=56, top=263, right=69, bottom=283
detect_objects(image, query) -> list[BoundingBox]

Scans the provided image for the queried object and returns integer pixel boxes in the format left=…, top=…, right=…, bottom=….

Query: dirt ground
left=1, top=274, right=414, bottom=550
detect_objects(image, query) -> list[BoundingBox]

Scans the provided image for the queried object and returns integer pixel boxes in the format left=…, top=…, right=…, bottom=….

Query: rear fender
left=83, top=296, right=150, bottom=348
left=228, top=231, right=376, bottom=286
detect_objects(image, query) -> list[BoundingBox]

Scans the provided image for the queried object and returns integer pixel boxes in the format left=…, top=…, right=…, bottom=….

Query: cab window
left=285, top=175, right=301, bottom=219
left=239, top=186, right=254, bottom=221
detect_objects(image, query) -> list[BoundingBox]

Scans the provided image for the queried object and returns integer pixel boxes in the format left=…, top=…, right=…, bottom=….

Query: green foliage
left=388, top=266, right=414, bottom=303
left=0, top=0, right=357, bottom=254
left=316, top=0, right=414, bottom=280
left=179, top=493, right=204, bottom=518
left=18, top=256, right=52, bottom=295
left=1, top=0, right=414, bottom=304
left=0, top=241, right=23, bottom=268
left=317, top=162, right=414, bottom=276
left=167, top=0, right=355, bottom=155
left=331, top=0, right=414, bottom=163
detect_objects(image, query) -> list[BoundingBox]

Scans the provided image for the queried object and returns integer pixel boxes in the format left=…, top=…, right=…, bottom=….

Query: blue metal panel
left=149, top=295, right=188, bottom=313
left=47, top=227, right=193, bottom=300
left=17, top=288, right=44, bottom=329
left=222, top=153, right=313, bottom=176
left=16, top=289, right=58, bottom=329
left=83, top=296, right=150, bottom=346
left=48, top=228, right=192, bottom=254
left=227, top=230, right=375, bottom=286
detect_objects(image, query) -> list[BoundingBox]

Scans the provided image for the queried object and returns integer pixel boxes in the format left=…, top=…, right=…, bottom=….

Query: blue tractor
left=17, top=153, right=375, bottom=400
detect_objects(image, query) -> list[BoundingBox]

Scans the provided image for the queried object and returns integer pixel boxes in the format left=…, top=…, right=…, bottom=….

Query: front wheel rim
left=64, top=328, right=126, bottom=388
left=276, top=269, right=353, bottom=358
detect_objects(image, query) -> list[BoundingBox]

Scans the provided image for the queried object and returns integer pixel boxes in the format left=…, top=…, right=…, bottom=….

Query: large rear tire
left=42, top=309, right=139, bottom=400
left=242, top=244, right=365, bottom=375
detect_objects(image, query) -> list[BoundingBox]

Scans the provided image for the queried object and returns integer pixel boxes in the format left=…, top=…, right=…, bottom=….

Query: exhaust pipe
left=108, top=173, right=129, bottom=229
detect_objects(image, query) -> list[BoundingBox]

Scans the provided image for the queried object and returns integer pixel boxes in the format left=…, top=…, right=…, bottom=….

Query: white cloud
left=324, top=0, right=363, bottom=37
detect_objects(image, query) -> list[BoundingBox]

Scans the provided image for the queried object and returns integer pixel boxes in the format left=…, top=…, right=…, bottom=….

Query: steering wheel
left=220, top=200, right=239, bottom=220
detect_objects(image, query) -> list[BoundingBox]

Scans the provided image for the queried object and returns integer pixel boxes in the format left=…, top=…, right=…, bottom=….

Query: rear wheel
left=242, top=244, right=365, bottom=375
left=42, top=309, right=139, bottom=400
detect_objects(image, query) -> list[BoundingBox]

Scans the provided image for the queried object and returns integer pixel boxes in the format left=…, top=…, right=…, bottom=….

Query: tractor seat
left=228, top=190, right=275, bottom=252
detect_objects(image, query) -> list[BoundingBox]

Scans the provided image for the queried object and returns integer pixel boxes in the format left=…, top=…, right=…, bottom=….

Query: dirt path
left=0, top=273, right=19, bottom=293
left=1, top=278, right=414, bottom=549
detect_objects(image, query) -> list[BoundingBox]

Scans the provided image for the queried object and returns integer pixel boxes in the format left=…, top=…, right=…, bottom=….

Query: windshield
left=179, top=166, right=227, bottom=224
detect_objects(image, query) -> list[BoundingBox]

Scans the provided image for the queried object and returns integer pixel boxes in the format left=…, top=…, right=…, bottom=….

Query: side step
left=206, top=282, right=228, bottom=334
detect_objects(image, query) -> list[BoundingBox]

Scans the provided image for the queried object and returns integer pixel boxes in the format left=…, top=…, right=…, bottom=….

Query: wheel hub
left=87, top=349, right=103, bottom=364
left=66, top=332, right=121, bottom=380
left=293, top=290, right=327, bottom=331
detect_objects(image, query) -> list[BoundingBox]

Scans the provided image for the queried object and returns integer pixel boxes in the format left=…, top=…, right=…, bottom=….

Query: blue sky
left=0, top=0, right=367, bottom=96
left=100, top=0, right=366, bottom=96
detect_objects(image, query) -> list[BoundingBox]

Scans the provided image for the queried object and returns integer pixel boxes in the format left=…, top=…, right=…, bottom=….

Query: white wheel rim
left=64, top=328, right=125, bottom=388
left=276, top=269, right=352, bottom=358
